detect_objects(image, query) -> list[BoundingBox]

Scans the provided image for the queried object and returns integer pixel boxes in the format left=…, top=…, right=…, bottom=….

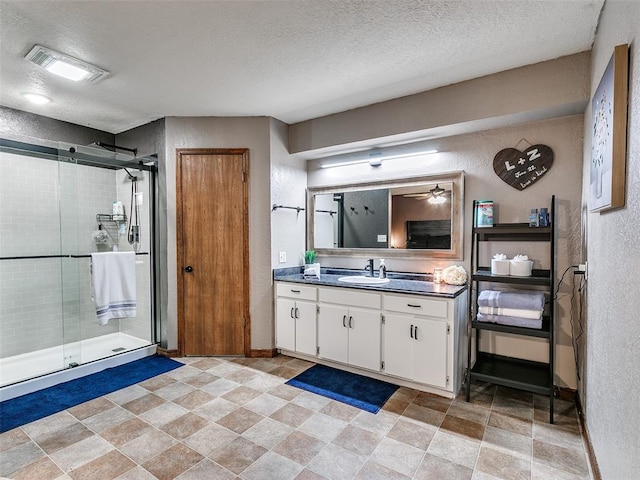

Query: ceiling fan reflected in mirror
left=402, top=184, right=449, bottom=204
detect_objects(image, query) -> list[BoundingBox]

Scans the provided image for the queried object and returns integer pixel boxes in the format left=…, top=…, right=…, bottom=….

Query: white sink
left=338, top=276, right=391, bottom=285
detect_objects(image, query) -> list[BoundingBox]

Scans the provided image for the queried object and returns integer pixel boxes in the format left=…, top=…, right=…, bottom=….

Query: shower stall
left=0, top=139, right=158, bottom=400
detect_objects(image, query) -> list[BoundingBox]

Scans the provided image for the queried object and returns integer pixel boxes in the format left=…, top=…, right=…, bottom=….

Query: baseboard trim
left=156, top=347, right=273, bottom=358
left=576, top=394, right=602, bottom=480
left=156, top=347, right=180, bottom=358
left=249, top=349, right=277, bottom=358
left=554, top=386, right=577, bottom=402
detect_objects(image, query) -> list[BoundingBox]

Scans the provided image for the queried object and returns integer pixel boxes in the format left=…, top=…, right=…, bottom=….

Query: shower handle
left=184, top=266, right=193, bottom=273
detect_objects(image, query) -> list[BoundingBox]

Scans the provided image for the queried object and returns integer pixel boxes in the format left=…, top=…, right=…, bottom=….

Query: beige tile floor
left=0, top=355, right=593, bottom=480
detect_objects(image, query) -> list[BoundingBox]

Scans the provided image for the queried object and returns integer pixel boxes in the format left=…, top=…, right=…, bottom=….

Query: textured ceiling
left=0, top=0, right=604, bottom=134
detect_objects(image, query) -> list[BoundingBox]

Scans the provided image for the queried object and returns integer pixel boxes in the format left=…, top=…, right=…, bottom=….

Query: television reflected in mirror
left=307, top=171, right=464, bottom=260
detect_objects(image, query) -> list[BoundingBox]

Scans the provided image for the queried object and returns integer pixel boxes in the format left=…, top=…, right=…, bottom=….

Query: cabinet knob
left=184, top=265, right=193, bottom=273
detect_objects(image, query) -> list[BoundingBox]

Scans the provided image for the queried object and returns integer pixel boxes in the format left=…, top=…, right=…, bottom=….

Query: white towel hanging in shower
left=91, top=251, right=137, bottom=325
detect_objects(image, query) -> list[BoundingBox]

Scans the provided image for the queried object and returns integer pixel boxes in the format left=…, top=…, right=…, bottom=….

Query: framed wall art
left=590, top=43, right=629, bottom=213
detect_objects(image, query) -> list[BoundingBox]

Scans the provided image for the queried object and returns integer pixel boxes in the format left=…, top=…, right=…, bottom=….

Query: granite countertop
left=273, top=267, right=467, bottom=298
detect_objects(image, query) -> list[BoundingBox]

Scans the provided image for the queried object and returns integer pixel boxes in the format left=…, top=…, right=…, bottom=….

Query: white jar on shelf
left=491, top=259, right=510, bottom=275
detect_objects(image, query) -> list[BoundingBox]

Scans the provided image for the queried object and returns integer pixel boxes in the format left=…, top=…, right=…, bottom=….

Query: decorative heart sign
left=493, top=144, right=554, bottom=190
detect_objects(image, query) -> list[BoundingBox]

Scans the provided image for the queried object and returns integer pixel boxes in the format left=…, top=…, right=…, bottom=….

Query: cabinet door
left=348, top=308, right=381, bottom=371
left=382, top=314, right=415, bottom=380
left=295, top=300, right=317, bottom=356
left=276, top=298, right=296, bottom=351
left=413, top=317, right=448, bottom=388
left=317, top=304, right=348, bottom=364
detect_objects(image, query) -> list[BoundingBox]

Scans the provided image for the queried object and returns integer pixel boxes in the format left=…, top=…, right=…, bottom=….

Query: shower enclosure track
left=1, top=138, right=154, bottom=172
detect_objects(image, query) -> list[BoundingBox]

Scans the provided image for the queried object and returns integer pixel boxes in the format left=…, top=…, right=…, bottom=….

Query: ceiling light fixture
left=428, top=195, right=447, bottom=204
left=23, top=93, right=51, bottom=104
left=320, top=149, right=438, bottom=169
left=25, top=45, right=109, bottom=82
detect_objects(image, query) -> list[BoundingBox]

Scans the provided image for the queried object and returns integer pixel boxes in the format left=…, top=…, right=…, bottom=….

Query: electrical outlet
left=278, top=251, right=287, bottom=263
left=577, top=262, right=588, bottom=280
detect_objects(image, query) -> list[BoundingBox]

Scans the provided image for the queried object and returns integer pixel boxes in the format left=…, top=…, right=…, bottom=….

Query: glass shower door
left=0, top=146, right=67, bottom=386
left=59, top=143, right=155, bottom=367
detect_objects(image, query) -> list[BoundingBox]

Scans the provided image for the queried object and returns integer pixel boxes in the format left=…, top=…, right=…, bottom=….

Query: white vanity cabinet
left=275, top=283, right=317, bottom=356
left=274, top=279, right=467, bottom=398
left=382, top=291, right=468, bottom=393
left=317, top=287, right=381, bottom=372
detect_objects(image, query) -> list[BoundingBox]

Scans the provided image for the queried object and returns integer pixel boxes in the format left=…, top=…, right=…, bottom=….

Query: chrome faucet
left=364, top=258, right=375, bottom=276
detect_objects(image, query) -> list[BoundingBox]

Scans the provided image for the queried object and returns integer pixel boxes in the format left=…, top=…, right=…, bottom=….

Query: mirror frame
left=307, top=171, right=464, bottom=260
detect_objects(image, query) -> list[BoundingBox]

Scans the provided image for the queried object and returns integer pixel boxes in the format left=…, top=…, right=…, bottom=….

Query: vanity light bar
left=319, top=158, right=371, bottom=169
left=320, top=149, right=438, bottom=169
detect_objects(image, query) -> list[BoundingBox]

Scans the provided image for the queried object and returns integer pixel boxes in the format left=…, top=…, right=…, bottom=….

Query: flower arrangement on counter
left=442, top=265, right=468, bottom=285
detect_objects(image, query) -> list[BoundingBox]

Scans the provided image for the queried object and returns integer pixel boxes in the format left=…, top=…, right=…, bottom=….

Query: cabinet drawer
left=276, top=283, right=317, bottom=301
left=384, top=294, right=448, bottom=318
left=319, top=287, right=381, bottom=309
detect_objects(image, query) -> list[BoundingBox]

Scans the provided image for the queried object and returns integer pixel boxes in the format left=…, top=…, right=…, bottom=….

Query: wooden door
left=176, top=148, right=249, bottom=356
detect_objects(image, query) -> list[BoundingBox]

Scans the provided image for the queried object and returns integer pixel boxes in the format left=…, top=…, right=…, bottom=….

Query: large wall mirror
left=307, top=171, right=464, bottom=259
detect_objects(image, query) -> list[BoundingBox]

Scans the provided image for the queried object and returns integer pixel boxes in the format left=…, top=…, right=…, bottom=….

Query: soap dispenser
left=379, top=259, right=387, bottom=279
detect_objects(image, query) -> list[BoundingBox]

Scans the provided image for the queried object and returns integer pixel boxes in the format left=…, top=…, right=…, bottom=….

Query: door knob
left=184, top=266, right=193, bottom=273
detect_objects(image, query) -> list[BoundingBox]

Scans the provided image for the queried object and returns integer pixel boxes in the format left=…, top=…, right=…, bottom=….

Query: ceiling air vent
left=25, top=45, right=109, bottom=83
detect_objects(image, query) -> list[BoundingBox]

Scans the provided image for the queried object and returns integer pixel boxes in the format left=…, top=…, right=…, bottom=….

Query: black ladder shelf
left=466, top=196, right=556, bottom=423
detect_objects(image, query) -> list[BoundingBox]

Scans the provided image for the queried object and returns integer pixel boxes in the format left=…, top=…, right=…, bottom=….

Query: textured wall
left=0, top=106, right=114, bottom=147
left=307, top=114, right=584, bottom=388
left=270, top=118, right=307, bottom=268
left=582, top=1, right=640, bottom=478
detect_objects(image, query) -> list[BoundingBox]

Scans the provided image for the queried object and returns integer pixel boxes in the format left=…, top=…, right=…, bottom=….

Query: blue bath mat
left=0, top=355, right=182, bottom=433
left=286, top=364, right=398, bottom=413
